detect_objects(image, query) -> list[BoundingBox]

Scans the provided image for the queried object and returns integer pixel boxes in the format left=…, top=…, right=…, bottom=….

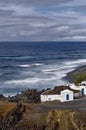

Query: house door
left=82, top=88, right=84, bottom=96
left=66, top=94, right=69, bottom=100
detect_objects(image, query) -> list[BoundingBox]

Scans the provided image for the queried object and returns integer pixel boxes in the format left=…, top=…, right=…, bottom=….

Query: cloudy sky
left=0, top=0, right=86, bottom=41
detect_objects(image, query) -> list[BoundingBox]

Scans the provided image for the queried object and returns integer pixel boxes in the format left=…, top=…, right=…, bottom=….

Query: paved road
left=34, top=97, right=86, bottom=112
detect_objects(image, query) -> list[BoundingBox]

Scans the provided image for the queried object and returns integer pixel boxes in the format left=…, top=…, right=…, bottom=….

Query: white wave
left=14, top=59, right=86, bottom=86
left=42, top=64, right=76, bottom=78
left=2, top=58, right=86, bottom=97
left=4, top=76, right=60, bottom=85
left=55, top=59, right=86, bottom=78
left=32, top=63, right=43, bottom=66
left=42, top=68, right=58, bottom=72
left=5, top=78, right=40, bottom=84
left=18, top=64, right=31, bottom=68
left=65, top=59, right=86, bottom=66
left=41, top=59, right=84, bottom=80
left=16, top=63, right=43, bottom=68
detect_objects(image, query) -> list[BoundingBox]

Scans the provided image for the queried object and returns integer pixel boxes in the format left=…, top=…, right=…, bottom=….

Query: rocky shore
left=0, top=89, right=45, bottom=103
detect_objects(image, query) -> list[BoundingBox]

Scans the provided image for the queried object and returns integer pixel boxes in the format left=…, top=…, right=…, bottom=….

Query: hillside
left=0, top=101, right=86, bottom=130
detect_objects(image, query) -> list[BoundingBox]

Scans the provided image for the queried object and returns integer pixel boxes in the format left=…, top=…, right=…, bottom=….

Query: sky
left=0, top=0, right=86, bottom=41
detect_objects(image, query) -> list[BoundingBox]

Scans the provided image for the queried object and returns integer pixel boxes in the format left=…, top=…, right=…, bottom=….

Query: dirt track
left=34, top=96, right=86, bottom=112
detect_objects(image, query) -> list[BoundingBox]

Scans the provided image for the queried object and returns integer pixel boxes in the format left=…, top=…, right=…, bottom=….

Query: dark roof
left=42, top=86, right=80, bottom=95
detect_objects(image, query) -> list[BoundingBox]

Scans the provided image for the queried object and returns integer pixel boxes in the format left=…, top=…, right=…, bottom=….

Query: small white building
left=40, top=81, right=86, bottom=103
left=70, top=83, right=86, bottom=96
left=80, top=85, right=86, bottom=96
left=41, top=94, right=61, bottom=102
left=81, top=81, right=86, bottom=86
left=70, top=84, right=80, bottom=90
left=60, top=89, right=73, bottom=102
left=80, top=81, right=86, bottom=95
left=40, top=86, right=79, bottom=102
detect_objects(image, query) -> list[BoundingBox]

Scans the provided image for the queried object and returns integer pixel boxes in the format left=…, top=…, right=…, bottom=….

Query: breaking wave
left=0, top=42, right=86, bottom=96
left=16, top=63, right=43, bottom=68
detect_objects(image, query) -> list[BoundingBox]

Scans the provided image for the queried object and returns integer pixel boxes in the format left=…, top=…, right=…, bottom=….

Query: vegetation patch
left=69, top=72, right=86, bottom=85
left=0, top=101, right=16, bottom=117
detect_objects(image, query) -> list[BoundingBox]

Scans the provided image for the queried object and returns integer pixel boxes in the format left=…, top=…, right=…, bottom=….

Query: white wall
left=80, top=86, right=86, bottom=95
left=61, top=91, right=73, bottom=102
left=40, top=94, right=61, bottom=102
left=81, top=81, right=86, bottom=85
left=41, top=91, right=74, bottom=102
left=41, top=92, right=73, bottom=102
left=70, top=84, right=80, bottom=90
left=74, top=93, right=81, bottom=98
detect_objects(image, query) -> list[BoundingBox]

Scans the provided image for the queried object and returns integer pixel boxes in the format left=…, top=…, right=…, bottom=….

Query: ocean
left=0, top=41, right=86, bottom=96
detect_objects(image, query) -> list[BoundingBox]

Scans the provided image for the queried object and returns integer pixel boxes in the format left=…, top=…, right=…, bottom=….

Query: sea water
left=0, top=41, right=86, bottom=96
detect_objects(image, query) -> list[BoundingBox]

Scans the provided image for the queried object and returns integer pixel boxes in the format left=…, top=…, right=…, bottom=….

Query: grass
left=69, top=71, right=86, bottom=86
left=0, top=101, right=17, bottom=117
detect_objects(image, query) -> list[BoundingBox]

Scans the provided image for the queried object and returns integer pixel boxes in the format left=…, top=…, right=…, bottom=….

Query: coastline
left=63, top=65, right=86, bottom=83
left=0, top=64, right=86, bottom=101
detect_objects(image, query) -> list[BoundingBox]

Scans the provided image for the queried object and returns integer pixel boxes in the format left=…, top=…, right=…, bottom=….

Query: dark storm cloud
left=0, top=9, right=14, bottom=17
left=0, top=0, right=86, bottom=41
left=0, top=0, right=73, bottom=6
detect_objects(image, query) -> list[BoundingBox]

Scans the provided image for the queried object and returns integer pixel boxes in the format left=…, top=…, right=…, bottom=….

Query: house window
left=66, top=94, right=69, bottom=100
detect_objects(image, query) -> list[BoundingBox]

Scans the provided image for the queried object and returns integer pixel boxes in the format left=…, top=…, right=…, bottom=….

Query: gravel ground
left=34, top=96, right=86, bottom=112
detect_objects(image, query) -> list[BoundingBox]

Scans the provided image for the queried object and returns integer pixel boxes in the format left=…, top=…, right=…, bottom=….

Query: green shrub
left=69, top=72, right=86, bottom=86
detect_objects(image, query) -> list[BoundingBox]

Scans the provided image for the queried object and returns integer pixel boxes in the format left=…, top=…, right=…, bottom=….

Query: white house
left=40, top=80, right=86, bottom=103
left=70, top=83, right=86, bottom=96
left=69, top=84, right=81, bottom=98
left=41, top=88, right=74, bottom=102
left=70, top=84, right=80, bottom=90
left=80, top=81, right=86, bottom=95
left=60, top=89, right=73, bottom=102
left=41, top=94, right=61, bottom=102
left=81, top=81, right=86, bottom=86
left=40, top=86, right=80, bottom=102
left=80, top=85, right=86, bottom=96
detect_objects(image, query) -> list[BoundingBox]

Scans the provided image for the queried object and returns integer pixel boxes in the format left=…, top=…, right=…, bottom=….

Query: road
left=34, top=96, right=86, bottom=112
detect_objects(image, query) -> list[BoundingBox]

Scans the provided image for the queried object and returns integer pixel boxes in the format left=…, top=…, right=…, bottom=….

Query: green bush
left=69, top=72, right=86, bottom=86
